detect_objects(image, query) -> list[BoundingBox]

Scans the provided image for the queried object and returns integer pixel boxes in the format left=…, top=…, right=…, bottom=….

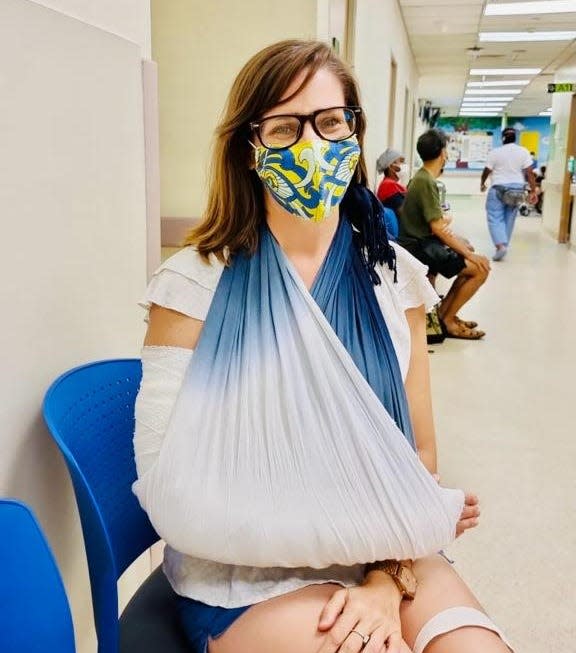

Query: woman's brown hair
left=184, top=39, right=368, bottom=262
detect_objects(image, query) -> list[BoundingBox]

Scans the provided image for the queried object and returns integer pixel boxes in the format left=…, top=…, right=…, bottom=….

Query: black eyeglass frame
left=249, top=106, right=362, bottom=150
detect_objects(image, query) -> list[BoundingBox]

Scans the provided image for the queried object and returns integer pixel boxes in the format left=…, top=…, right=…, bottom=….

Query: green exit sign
left=547, top=83, right=575, bottom=93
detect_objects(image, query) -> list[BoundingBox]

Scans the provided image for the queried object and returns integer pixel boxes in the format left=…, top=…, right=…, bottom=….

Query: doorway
left=559, top=93, right=576, bottom=243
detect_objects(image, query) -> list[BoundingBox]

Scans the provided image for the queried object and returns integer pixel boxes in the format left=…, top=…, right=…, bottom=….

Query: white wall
left=542, top=57, right=576, bottom=240
left=0, top=1, right=150, bottom=650
left=30, top=0, right=152, bottom=58
left=353, top=0, right=420, bottom=188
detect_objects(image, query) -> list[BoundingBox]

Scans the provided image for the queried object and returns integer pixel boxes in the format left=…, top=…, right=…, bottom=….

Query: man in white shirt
left=480, top=127, right=537, bottom=261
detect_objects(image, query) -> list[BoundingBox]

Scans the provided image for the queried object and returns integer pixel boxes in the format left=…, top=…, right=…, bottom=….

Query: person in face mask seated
left=134, top=42, right=513, bottom=653
left=398, top=129, right=491, bottom=339
left=376, top=148, right=409, bottom=220
left=374, top=149, right=409, bottom=240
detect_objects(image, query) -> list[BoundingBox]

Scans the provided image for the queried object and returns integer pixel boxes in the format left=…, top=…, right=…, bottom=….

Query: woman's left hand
left=317, top=574, right=404, bottom=653
left=456, top=491, right=480, bottom=537
left=433, top=475, right=480, bottom=537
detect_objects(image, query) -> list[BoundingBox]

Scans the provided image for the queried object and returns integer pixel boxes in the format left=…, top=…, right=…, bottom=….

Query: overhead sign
left=547, top=83, right=575, bottom=94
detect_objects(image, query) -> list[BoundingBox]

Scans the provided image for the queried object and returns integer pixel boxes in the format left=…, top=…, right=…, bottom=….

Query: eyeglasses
left=250, top=106, right=362, bottom=150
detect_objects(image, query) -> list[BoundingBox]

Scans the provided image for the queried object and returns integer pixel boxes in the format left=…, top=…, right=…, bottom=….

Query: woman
left=133, top=40, right=512, bottom=653
left=376, top=148, right=408, bottom=218
left=375, top=149, right=408, bottom=240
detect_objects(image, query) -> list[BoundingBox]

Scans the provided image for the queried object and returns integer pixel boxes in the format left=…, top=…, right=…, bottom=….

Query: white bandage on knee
left=412, top=606, right=514, bottom=653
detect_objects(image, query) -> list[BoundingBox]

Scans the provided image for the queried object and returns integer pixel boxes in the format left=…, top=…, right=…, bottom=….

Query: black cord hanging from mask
left=341, top=183, right=397, bottom=285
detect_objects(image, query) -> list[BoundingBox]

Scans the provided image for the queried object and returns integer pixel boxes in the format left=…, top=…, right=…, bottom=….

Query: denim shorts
left=176, top=596, right=251, bottom=653
left=174, top=553, right=455, bottom=651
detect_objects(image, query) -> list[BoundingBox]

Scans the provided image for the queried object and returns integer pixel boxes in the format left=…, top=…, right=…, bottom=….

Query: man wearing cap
left=480, top=128, right=537, bottom=261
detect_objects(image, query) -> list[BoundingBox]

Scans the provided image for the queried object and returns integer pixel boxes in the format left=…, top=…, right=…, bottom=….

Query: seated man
left=398, top=129, right=491, bottom=340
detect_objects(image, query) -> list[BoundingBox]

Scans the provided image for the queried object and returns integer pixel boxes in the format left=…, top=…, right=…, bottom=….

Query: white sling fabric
left=133, top=226, right=464, bottom=568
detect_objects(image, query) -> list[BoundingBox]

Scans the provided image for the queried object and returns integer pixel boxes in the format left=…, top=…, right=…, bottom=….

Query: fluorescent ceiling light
left=462, top=97, right=509, bottom=101
left=462, top=99, right=507, bottom=102
left=465, top=89, right=521, bottom=95
left=480, top=31, right=576, bottom=42
left=460, top=108, right=502, bottom=113
left=462, top=105, right=506, bottom=109
left=467, top=80, right=531, bottom=87
left=485, top=2, right=576, bottom=16
left=463, top=96, right=514, bottom=102
left=459, top=113, right=499, bottom=117
left=470, top=68, right=541, bottom=75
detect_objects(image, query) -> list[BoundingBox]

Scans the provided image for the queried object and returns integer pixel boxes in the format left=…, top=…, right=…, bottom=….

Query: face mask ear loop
left=247, top=139, right=263, bottom=169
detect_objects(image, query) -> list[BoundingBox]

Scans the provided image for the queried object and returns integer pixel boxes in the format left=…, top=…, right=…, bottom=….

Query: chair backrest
left=0, top=499, right=75, bottom=653
left=43, top=359, right=159, bottom=653
left=382, top=206, right=399, bottom=241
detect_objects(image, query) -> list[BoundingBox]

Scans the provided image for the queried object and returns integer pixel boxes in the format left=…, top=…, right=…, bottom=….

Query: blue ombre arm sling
left=134, top=185, right=463, bottom=570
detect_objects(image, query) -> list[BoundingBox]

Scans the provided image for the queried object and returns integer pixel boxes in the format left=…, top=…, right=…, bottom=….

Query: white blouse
left=134, top=242, right=438, bottom=608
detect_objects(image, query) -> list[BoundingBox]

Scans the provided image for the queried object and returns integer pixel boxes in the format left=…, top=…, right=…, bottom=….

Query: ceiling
left=398, top=0, right=576, bottom=116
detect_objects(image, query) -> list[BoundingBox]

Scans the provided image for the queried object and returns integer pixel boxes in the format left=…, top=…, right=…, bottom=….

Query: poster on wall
left=437, top=116, right=551, bottom=172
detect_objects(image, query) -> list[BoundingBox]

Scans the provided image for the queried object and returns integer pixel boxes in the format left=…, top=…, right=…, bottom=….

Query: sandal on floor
left=454, top=316, right=478, bottom=329
left=437, top=304, right=478, bottom=329
left=440, top=320, right=485, bottom=340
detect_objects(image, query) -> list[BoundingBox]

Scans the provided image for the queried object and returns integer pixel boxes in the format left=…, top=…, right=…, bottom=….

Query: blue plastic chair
left=0, top=498, right=76, bottom=653
left=382, top=206, right=399, bottom=241
left=43, top=359, right=190, bottom=653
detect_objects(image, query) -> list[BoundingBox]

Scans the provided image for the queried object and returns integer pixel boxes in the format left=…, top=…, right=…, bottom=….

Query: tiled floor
left=430, top=194, right=576, bottom=651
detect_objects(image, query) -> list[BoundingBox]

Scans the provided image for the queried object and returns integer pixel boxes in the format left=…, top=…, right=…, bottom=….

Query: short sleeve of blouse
left=139, top=247, right=224, bottom=321
left=141, top=243, right=436, bottom=322
left=389, top=242, right=439, bottom=312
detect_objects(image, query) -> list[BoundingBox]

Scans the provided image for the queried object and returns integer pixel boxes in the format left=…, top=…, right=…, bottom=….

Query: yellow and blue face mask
left=253, top=138, right=361, bottom=222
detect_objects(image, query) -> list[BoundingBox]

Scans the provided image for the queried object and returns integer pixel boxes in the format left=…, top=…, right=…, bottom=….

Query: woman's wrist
left=362, top=569, right=403, bottom=602
left=363, top=560, right=417, bottom=600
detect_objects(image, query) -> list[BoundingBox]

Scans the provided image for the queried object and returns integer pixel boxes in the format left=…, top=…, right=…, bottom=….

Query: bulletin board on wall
left=436, top=116, right=551, bottom=171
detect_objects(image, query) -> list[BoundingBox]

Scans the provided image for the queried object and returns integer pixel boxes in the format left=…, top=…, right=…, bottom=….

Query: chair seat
left=119, top=567, right=190, bottom=652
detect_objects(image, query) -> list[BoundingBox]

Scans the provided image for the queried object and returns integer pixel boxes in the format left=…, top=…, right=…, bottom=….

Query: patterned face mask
left=253, top=137, right=361, bottom=222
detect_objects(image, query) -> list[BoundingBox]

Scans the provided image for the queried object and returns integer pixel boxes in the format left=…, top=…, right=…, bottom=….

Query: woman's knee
left=400, top=556, right=511, bottom=652
left=412, top=555, right=479, bottom=605
left=399, top=555, right=483, bottom=647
